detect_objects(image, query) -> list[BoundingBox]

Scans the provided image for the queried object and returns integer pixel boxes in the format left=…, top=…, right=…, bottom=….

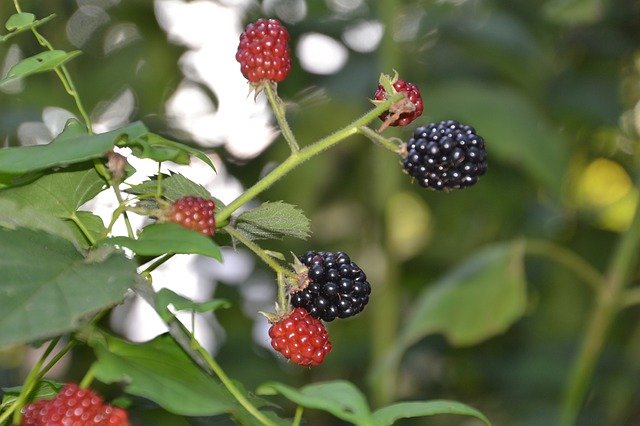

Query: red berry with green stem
left=167, top=196, right=216, bottom=236
left=374, top=79, right=424, bottom=128
left=268, top=307, right=332, bottom=366
left=21, top=383, right=130, bottom=426
left=236, top=18, right=292, bottom=84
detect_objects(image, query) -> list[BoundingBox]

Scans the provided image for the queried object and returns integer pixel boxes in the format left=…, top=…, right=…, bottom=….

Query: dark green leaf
left=257, top=381, right=375, bottom=425
left=103, top=223, right=222, bottom=260
left=155, top=288, right=230, bottom=322
left=399, top=241, right=527, bottom=349
left=89, top=333, right=239, bottom=416
left=372, top=400, right=491, bottom=426
left=0, top=229, right=137, bottom=347
left=235, top=201, right=311, bottom=241
left=5, top=13, right=35, bottom=31
left=67, top=211, right=106, bottom=248
left=0, top=50, right=81, bottom=87
left=126, top=173, right=215, bottom=203
left=0, top=198, right=77, bottom=245
left=146, top=133, right=216, bottom=172
left=0, top=120, right=147, bottom=174
left=0, top=164, right=106, bottom=219
left=121, top=133, right=216, bottom=171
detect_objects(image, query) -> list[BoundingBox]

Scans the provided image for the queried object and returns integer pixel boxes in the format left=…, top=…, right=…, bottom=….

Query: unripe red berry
left=236, top=18, right=292, bottom=83
left=374, top=79, right=424, bottom=127
left=268, top=308, right=332, bottom=366
left=168, top=196, right=216, bottom=236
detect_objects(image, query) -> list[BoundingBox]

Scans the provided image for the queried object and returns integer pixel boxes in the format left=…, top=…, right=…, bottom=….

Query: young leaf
left=0, top=229, right=137, bottom=347
left=372, top=400, right=491, bottom=426
left=0, top=120, right=147, bottom=174
left=398, top=240, right=527, bottom=350
left=257, top=381, right=375, bottom=425
left=103, top=223, right=222, bottom=260
left=235, top=201, right=311, bottom=241
left=0, top=50, right=81, bottom=87
left=155, top=288, right=230, bottom=323
left=126, top=173, right=216, bottom=203
left=120, top=133, right=216, bottom=172
left=5, top=13, right=35, bottom=31
left=0, top=164, right=106, bottom=219
left=147, top=133, right=217, bottom=172
left=89, top=333, right=240, bottom=416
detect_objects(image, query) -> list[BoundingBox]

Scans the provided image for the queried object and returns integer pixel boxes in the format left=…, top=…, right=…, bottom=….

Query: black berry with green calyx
left=291, top=251, right=371, bottom=321
left=402, top=120, right=487, bottom=191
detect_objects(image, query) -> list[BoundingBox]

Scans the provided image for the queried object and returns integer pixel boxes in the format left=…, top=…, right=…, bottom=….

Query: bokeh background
left=1, top=0, right=640, bottom=425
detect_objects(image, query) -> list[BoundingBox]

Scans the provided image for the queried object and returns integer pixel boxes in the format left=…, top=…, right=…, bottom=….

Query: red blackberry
left=236, top=18, right=292, bottom=83
left=167, top=196, right=216, bottom=236
left=21, top=383, right=130, bottom=426
left=268, top=308, right=332, bottom=366
left=402, top=120, right=487, bottom=191
left=374, top=79, right=424, bottom=127
left=291, top=251, right=371, bottom=322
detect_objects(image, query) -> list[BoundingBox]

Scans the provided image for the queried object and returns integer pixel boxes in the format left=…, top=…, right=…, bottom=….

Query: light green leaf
left=0, top=120, right=147, bottom=174
left=399, top=241, right=527, bottom=349
left=372, top=400, right=491, bottom=426
left=0, top=164, right=106, bottom=219
left=68, top=211, right=106, bottom=248
left=155, top=288, right=230, bottom=322
left=89, top=333, right=239, bottom=416
left=5, top=13, right=35, bottom=31
left=257, top=381, right=375, bottom=425
left=0, top=50, right=81, bottom=87
left=103, top=223, right=222, bottom=260
left=1, top=380, right=62, bottom=411
left=121, top=133, right=216, bottom=172
left=126, top=173, right=216, bottom=203
left=0, top=229, right=137, bottom=347
left=236, top=201, right=311, bottom=241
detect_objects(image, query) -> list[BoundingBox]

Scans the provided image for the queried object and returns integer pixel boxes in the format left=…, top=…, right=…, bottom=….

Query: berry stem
left=216, top=92, right=404, bottom=224
left=559, top=191, right=640, bottom=426
left=357, top=126, right=401, bottom=153
left=292, top=406, right=304, bottom=426
left=79, top=364, right=96, bottom=389
left=264, top=81, right=299, bottom=153
left=224, top=225, right=296, bottom=281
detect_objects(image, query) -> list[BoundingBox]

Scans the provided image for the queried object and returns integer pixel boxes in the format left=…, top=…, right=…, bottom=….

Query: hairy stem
left=216, top=93, right=403, bottom=224
left=264, top=82, right=299, bottom=152
left=559, top=192, right=640, bottom=425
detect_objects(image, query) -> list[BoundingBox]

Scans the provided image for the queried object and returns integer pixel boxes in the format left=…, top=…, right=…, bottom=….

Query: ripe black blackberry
left=291, top=251, right=371, bottom=322
left=402, top=120, right=487, bottom=191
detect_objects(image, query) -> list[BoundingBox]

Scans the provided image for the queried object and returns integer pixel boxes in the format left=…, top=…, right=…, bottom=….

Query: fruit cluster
left=167, top=196, right=216, bottom=236
left=21, top=383, right=129, bottom=426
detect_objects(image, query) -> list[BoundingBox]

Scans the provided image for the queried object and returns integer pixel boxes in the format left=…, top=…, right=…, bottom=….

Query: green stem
left=559, top=193, right=640, bottom=426
left=216, top=93, right=403, bottom=224
left=292, top=406, right=304, bottom=426
left=79, top=365, right=96, bottom=389
left=191, top=340, right=276, bottom=426
left=70, top=212, right=97, bottom=246
left=264, top=82, right=299, bottom=152
left=357, top=126, right=401, bottom=153
left=524, top=239, right=606, bottom=292
left=224, top=226, right=295, bottom=281
left=142, top=253, right=176, bottom=275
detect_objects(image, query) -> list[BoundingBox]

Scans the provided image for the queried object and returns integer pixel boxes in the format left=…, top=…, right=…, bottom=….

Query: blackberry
left=291, top=251, right=371, bottom=321
left=402, top=120, right=487, bottom=191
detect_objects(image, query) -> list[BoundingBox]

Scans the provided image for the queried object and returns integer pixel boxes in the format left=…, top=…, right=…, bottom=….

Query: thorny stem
left=264, top=82, right=299, bottom=153
left=559, top=191, right=640, bottom=426
left=358, top=126, right=401, bottom=153
left=216, top=92, right=404, bottom=224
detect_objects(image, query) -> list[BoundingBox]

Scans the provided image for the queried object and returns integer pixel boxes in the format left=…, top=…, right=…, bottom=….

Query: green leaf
left=126, top=173, right=215, bottom=203
left=398, top=241, right=527, bottom=349
left=257, top=381, right=375, bottom=425
left=372, top=400, right=491, bottom=426
left=0, top=120, right=148, bottom=174
left=0, top=164, right=106, bottom=219
left=103, top=223, right=222, bottom=260
left=89, top=333, right=239, bottom=416
left=0, top=198, right=77, bottom=245
left=121, top=132, right=216, bottom=171
left=68, top=211, right=106, bottom=248
left=1, top=380, right=62, bottom=411
left=5, top=13, right=35, bottom=31
left=427, top=81, right=569, bottom=194
left=0, top=229, right=137, bottom=347
left=0, top=50, right=81, bottom=87
left=544, top=0, right=605, bottom=25
left=235, top=201, right=311, bottom=241
left=155, top=288, right=230, bottom=322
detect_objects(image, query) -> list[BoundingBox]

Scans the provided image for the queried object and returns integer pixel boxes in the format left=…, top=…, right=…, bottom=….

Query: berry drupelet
left=21, top=383, right=130, bottom=426
left=269, top=308, right=332, bottom=366
left=236, top=18, right=292, bottom=83
left=402, top=120, right=487, bottom=191
left=291, top=251, right=371, bottom=322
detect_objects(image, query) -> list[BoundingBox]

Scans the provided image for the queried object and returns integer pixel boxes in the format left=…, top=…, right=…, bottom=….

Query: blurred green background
left=1, top=0, right=640, bottom=425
